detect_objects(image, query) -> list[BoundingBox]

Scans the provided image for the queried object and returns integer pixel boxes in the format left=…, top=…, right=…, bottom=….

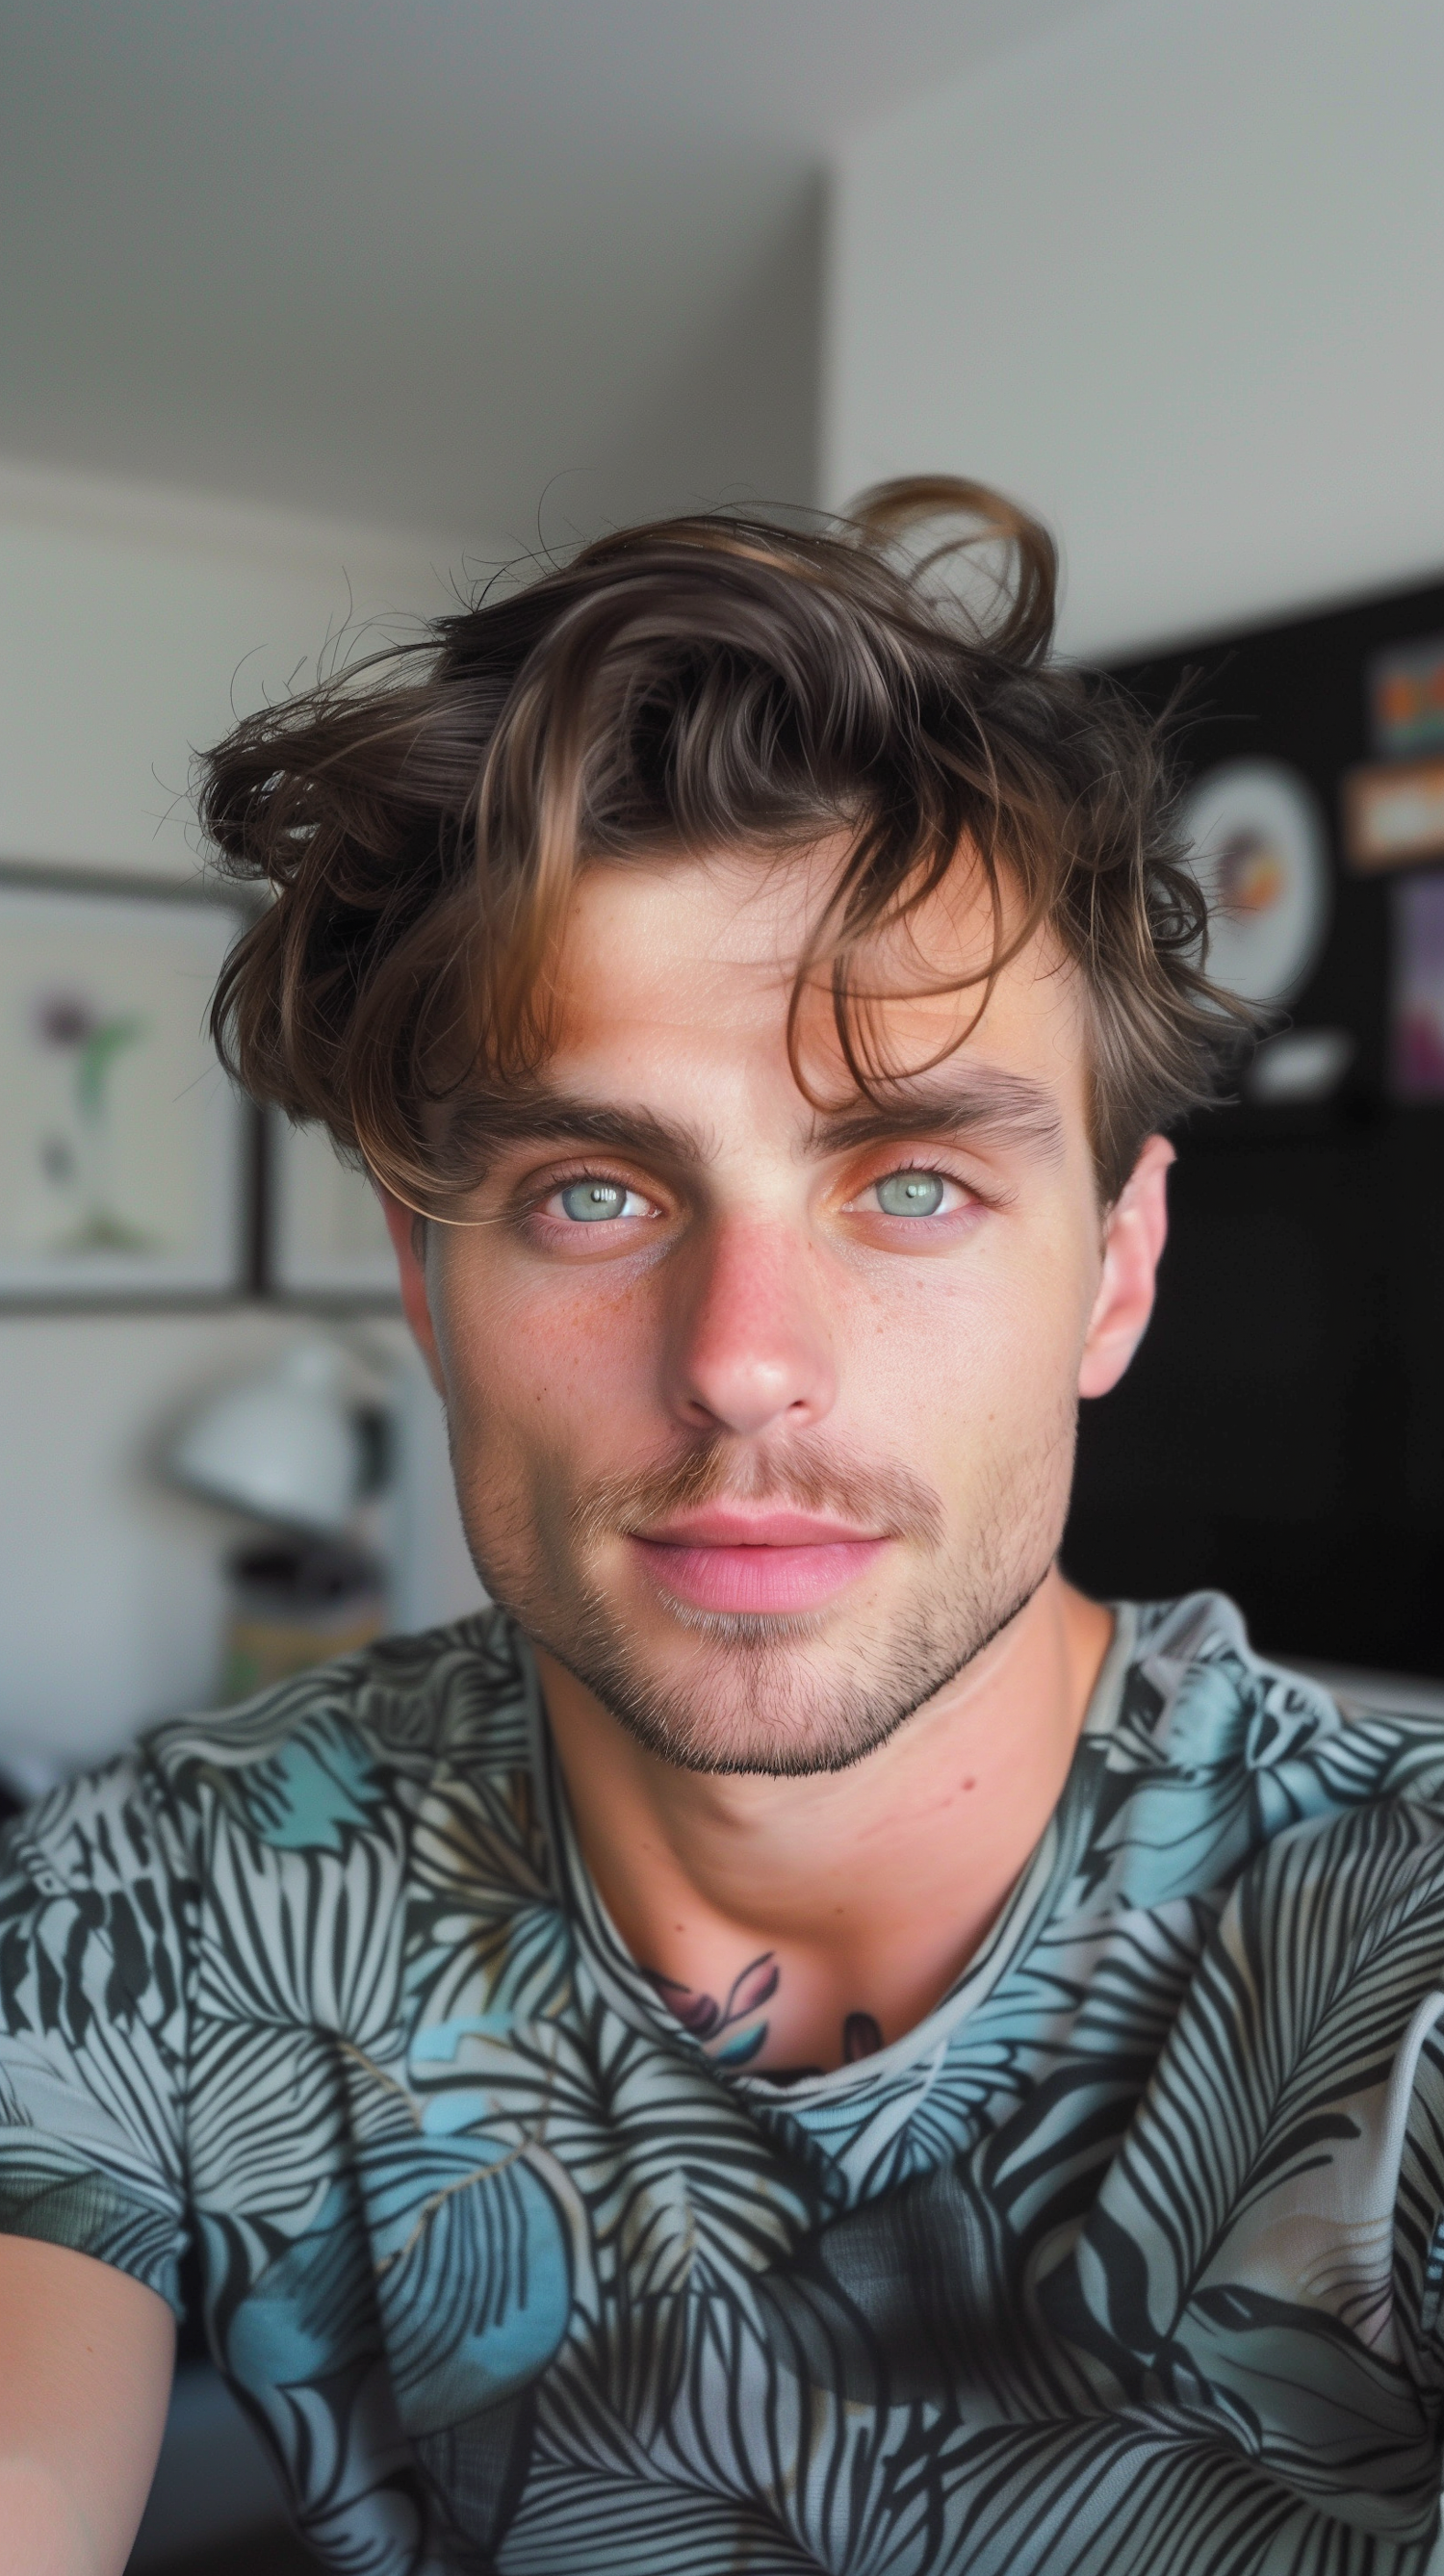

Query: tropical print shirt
left=4, top=1594, right=1444, bottom=2574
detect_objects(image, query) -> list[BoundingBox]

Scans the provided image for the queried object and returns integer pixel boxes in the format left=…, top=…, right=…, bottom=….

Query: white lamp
left=169, top=1340, right=367, bottom=1536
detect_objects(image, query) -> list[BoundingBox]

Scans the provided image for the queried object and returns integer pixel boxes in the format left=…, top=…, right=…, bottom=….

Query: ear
left=378, top=1188, right=445, bottom=1393
left=1077, top=1134, right=1174, bottom=1401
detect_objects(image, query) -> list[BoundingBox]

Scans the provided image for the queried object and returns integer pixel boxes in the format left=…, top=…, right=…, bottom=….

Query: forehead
left=542, top=849, right=1091, bottom=1120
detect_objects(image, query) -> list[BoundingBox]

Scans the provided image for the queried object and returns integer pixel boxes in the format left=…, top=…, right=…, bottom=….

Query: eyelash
left=849, top=1168, right=973, bottom=1220
left=528, top=1167, right=660, bottom=1226
left=525, top=1161, right=977, bottom=1230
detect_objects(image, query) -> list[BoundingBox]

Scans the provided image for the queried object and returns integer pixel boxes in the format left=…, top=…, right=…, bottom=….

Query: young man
left=3, top=482, right=1444, bottom=2576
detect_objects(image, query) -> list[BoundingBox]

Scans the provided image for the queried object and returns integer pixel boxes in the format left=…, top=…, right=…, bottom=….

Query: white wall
left=0, top=463, right=485, bottom=1773
left=826, top=0, right=1444, bottom=658
left=0, top=460, right=471, bottom=876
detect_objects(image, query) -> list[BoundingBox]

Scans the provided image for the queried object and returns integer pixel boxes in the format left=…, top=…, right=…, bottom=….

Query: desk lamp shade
left=171, top=1341, right=364, bottom=1535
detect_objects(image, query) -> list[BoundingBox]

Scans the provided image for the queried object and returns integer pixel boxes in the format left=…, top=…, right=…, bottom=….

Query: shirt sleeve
left=0, top=1750, right=197, bottom=2314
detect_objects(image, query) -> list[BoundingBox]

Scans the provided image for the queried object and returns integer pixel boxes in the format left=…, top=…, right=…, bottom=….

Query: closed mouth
left=627, top=1508, right=890, bottom=1613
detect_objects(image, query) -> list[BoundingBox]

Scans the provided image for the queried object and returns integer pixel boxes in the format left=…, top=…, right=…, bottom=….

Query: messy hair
left=201, top=477, right=1241, bottom=1208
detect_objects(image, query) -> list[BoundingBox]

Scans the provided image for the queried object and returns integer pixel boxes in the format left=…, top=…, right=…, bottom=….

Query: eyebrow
left=448, top=1063, right=1063, bottom=1181
left=802, top=1067, right=1066, bottom=1164
left=445, top=1092, right=713, bottom=1179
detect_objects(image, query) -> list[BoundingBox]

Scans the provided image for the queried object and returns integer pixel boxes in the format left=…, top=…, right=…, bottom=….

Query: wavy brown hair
left=201, top=477, right=1241, bottom=1209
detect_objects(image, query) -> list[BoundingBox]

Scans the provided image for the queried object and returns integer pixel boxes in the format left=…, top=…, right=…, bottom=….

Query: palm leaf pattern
left=5, top=1597, right=1444, bottom=2569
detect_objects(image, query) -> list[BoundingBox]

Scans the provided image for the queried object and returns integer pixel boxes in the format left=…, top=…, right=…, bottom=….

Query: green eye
left=874, top=1170, right=947, bottom=1217
left=559, top=1180, right=630, bottom=1223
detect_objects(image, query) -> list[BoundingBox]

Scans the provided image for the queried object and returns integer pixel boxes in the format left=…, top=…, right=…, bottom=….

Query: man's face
left=388, top=850, right=1167, bottom=1775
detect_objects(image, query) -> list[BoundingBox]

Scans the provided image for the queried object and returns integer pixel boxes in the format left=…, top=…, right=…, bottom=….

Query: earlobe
left=1076, top=1135, right=1174, bottom=1402
left=377, top=1188, right=446, bottom=1392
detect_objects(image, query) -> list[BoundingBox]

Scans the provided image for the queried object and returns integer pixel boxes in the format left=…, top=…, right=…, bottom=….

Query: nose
left=661, top=1217, right=838, bottom=1438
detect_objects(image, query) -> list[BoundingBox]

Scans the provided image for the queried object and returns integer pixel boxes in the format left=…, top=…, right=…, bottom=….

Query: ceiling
left=1, top=0, right=1097, bottom=548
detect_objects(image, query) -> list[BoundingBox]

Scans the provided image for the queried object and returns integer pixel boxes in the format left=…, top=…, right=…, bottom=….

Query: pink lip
left=629, top=1509, right=889, bottom=1613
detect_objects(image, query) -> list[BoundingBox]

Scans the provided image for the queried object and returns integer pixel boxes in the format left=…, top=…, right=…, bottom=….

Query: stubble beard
left=468, top=1404, right=1078, bottom=1779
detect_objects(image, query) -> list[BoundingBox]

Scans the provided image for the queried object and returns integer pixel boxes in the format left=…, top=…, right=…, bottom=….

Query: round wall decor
left=1180, top=759, right=1330, bottom=1006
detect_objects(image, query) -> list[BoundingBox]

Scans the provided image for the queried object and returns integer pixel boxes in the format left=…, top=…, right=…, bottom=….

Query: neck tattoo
left=642, top=1952, right=884, bottom=2078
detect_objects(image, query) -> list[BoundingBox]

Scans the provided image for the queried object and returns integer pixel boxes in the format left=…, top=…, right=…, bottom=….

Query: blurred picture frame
left=267, top=1115, right=400, bottom=1301
left=0, top=870, right=251, bottom=1302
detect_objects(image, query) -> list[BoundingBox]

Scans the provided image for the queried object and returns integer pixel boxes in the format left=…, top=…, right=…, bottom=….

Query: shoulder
left=1068, top=1592, right=1444, bottom=1912
left=145, top=1606, right=542, bottom=1861
left=7, top=1608, right=543, bottom=1902
left=1118, top=1590, right=1444, bottom=1807
left=152, top=1597, right=527, bottom=1768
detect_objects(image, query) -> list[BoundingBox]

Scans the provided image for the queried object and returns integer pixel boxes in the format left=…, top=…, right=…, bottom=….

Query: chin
left=544, top=1584, right=1013, bottom=1780
left=482, top=1491, right=1061, bottom=1780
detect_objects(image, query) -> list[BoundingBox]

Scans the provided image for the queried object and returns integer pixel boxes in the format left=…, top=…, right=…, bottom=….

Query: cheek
left=852, top=1232, right=1093, bottom=1434
left=425, top=1261, right=664, bottom=1601
left=428, top=1254, right=656, bottom=1460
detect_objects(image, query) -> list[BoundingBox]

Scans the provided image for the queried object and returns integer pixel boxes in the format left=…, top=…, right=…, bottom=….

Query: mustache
left=570, top=1438, right=946, bottom=1550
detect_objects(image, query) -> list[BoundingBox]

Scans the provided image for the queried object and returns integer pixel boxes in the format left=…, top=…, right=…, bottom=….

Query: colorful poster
left=1390, top=869, right=1444, bottom=1100
left=1343, top=757, right=1444, bottom=872
left=1370, top=635, right=1444, bottom=756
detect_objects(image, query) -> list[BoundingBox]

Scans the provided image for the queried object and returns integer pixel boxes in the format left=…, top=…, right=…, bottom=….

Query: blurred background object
left=2, top=2, right=1444, bottom=2567
left=170, top=1339, right=377, bottom=1537
left=1061, top=575, right=1444, bottom=1674
left=169, top=1337, right=393, bottom=1694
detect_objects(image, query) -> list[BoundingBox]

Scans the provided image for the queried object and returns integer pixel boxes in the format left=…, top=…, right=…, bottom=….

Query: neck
left=535, top=1567, right=1113, bottom=2074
